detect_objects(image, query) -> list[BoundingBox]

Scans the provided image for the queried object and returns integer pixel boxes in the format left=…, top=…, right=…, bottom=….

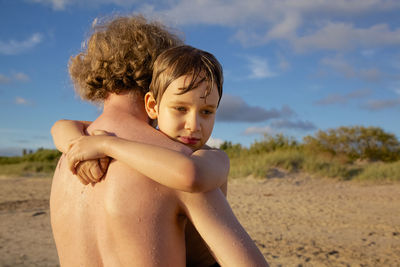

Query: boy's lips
left=179, top=136, right=200, bottom=145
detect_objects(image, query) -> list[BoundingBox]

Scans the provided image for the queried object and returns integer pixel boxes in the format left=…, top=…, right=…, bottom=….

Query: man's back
left=50, top=110, right=190, bottom=266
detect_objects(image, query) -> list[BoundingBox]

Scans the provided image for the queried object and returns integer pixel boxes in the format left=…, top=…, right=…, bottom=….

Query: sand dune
left=0, top=172, right=399, bottom=266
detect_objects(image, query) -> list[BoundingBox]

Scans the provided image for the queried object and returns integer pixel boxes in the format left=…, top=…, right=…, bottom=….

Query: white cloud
left=243, top=119, right=315, bottom=137
left=246, top=56, right=276, bottom=79
left=15, top=97, right=30, bottom=105
left=315, top=88, right=372, bottom=106
left=29, top=0, right=65, bottom=10
left=359, top=68, right=382, bottom=82
left=294, top=22, right=400, bottom=53
left=361, top=49, right=375, bottom=57
left=266, top=11, right=301, bottom=40
left=30, top=0, right=151, bottom=10
left=242, top=125, right=275, bottom=136
left=0, top=33, right=43, bottom=55
left=321, top=56, right=382, bottom=82
left=0, top=72, right=30, bottom=84
left=315, top=94, right=348, bottom=105
left=361, top=98, right=400, bottom=110
left=321, top=56, right=356, bottom=78
left=140, top=1, right=400, bottom=52
left=270, top=119, right=316, bottom=131
left=14, top=72, right=30, bottom=82
left=29, top=0, right=400, bottom=52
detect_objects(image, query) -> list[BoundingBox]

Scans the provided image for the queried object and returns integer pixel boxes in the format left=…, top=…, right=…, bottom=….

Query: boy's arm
left=51, top=119, right=91, bottom=153
left=66, top=135, right=229, bottom=193
left=51, top=119, right=109, bottom=184
left=178, top=189, right=269, bottom=267
left=189, top=146, right=229, bottom=191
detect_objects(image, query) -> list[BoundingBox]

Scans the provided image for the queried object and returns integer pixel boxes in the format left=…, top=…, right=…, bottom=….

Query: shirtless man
left=50, top=15, right=267, bottom=266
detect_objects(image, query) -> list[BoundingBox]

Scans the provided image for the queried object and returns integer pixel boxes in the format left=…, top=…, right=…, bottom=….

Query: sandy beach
left=1, top=171, right=399, bottom=266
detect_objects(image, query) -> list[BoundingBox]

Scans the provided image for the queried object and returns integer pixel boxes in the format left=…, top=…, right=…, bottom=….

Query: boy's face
left=152, top=75, right=219, bottom=151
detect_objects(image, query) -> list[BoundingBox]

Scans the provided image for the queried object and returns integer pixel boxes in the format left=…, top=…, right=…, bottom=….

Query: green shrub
left=227, top=148, right=304, bottom=178
left=303, top=126, right=400, bottom=162
left=0, top=148, right=61, bottom=177
left=302, top=155, right=360, bottom=180
left=355, top=161, right=400, bottom=181
left=249, top=133, right=298, bottom=154
left=0, top=161, right=58, bottom=177
left=0, top=156, right=23, bottom=164
left=21, top=148, right=61, bottom=162
left=224, top=137, right=399, bottom=182
left=220, top=141, right=246, bottom=158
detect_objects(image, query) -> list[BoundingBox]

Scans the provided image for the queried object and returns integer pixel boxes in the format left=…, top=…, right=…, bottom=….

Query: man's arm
left=178, top=189, right=269, bottom=267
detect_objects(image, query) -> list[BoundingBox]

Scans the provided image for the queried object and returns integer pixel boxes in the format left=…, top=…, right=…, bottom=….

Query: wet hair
left=69, top=15, right=183, bottom=102
left=149, top=45, right=223, bottom=106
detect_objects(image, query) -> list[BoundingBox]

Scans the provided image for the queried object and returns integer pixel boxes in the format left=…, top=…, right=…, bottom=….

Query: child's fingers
left=99, top=157, right=111, bottom=173
left=66, top=145, right=85, bottom=174
left=74, top=162, right=90, bottom=185
left=76, top=175, right=89, bottom=185
left=77, top=161, right=96, bottom=183
left=66, top=152, right=79, bottom=174
left=76, top=162, right=92, bottom=185
left=86, top=160, right=105, bottom=182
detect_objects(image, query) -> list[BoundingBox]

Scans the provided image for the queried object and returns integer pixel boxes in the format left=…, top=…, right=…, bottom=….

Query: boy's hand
left=68, top=129, right=112, bottom=185
left=75, top=157, right=110, bottom=185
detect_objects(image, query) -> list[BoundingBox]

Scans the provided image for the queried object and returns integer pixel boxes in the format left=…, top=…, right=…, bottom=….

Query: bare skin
left=50, top=92, right=268, bottom=266
left=51, top=78, right=229, bottom=265
left=51, top=93, right=190, bottom=266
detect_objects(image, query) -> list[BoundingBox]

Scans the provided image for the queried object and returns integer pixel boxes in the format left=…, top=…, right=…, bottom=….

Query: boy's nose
left=185, top=113, right=200, bottom=132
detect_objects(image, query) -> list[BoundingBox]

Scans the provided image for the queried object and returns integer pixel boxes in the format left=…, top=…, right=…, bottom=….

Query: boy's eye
left=201, top=109, right=214, bottom=115
left=174, top=106, right=187, bottom=112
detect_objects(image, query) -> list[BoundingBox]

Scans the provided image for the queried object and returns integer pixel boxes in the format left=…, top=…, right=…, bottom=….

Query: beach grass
left=2, top=126, right=399, bottom=182
left=0, top=148, right=60, bottom=177
left=225, top=127, right=400, bottom=182
left=354, top=161, right=400, bottom=181
left=228, top=148, right=399, bottom=181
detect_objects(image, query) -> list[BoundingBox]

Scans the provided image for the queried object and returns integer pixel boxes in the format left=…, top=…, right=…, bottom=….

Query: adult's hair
left=150, top=45, right=224, bottom=106
left=69, top=15, right=183, bottom=102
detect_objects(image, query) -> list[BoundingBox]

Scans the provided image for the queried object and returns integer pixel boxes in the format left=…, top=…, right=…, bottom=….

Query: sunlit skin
left=146, top=75, right=220, bottom=151
left=57, top=74, right=229, bottom=194
left=51, top=77, right=270, bottom=266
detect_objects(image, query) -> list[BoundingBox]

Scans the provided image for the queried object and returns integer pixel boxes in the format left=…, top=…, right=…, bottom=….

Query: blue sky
left=1, top=0, right=400, bottom=156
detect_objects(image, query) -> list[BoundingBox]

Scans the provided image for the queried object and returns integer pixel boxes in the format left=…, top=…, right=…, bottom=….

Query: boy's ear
left=144, top=92, right=158, bottom=119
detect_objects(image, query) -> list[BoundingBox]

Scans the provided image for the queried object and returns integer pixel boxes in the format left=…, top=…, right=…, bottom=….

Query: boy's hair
left=69, top=15, right=183, bottom=102
left=149, top=45, right=223, bottom=106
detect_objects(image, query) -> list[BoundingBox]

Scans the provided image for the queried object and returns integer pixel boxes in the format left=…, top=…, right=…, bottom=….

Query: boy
left=52, top=16, right=267, bottom=266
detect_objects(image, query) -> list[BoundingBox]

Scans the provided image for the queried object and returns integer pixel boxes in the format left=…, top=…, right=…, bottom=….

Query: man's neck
left=102, top=92, right=149, bottom=122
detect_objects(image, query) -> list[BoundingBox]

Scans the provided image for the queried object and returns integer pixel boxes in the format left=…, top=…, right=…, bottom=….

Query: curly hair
left=69, top=15, right=183, bottom=102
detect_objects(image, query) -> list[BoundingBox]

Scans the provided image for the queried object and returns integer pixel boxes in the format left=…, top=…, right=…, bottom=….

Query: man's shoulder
left=96, top=117, right=190, bottom=154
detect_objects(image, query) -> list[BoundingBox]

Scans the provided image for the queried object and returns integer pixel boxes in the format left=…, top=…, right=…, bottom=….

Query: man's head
left=69, top=15, right=183, bottom=102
